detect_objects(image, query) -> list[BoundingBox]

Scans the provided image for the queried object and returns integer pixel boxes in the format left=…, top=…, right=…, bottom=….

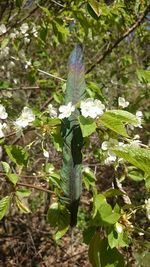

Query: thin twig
left=51, top=0, right=64, bottom=7
left=86, top=4, right=150, bottom=74
left=0, top=86, right=40, bottom=91
left=38, top=69, right=66, bottom=81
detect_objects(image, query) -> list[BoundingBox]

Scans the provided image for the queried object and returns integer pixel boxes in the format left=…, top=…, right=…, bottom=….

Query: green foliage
left=0, top=0, right=150, bottom=265
left=99, top=110, right=138, bottom=137
left=6, top=173, right=19, bottom=185
left=47, top=203, right=70, bottom=240
left=15, top=196, right=30, bottom=213
left=78, top=115, right=96, bottom=137
left=89, top=235, right=125, bottom=267
left=112, top=146, right=150, bottom=174
left=5, top=145, right=29, bottom=167
left=0, top=196, right=10, bottom=220
left=92, top=194, right=120, bottom=226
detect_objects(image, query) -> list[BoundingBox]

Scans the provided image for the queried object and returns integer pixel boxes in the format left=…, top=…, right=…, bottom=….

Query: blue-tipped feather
left=60, top=45, right=86, bottom=226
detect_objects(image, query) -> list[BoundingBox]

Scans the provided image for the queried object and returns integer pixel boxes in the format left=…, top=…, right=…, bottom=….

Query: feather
left=60, top=45, right=86, bottom=226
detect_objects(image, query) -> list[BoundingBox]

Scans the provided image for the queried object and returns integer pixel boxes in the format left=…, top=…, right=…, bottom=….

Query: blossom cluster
left=101, top=134, right=143, bottom=165
left=48, top=98, right=105, bottom=119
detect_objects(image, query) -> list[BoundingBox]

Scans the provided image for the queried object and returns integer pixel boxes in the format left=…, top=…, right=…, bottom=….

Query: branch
left=0, top=86, right=40, bottom=91
left=0, top=6, right=39, bottom=38
left=17, top=182, right=54, bottom=194
left=86, top=4, right=150, bottom=74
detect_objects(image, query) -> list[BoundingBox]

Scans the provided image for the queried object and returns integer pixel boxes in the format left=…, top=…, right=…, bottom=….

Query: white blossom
left=115, top=222, right=123, bottom=233
left=13, top=78, right=18, bottom=84
left=83, top=166, right=91, bottom=173
left=104, top=152, right=116, bottom=165
left=43, top=149, right=49, bottom=158
left=0, top=24, right=7, bottom=34
left=0, top=46, right=9, bottom=58
left=10, top=29, right=19, bottom=39
left=20, top=23, right=29, bottom=34
left=118, top=97, right=129, bottom=108
left=15, top=107, right=35, bottom=128
left=128, top=111, right=143, bottom=130
left=25, top=59, right=31, bottom=69
left=9, top=61, right=15, bottom=69
left=101, top=139, right=119, bottom=151
left=58, top=102, right=75, bottom=119
left=80, top=98, right=105, bottom=119
left=48, top=104, right=57, bottom=118
left=135, top=110, right=143, bottom=128
left=101, top=141, right=109, bottom=151
left=0, top=122, right=7, bottom=138
left=0, top=104, right=8, bottom=119
left=32, top=25, right=38, bottom=37
left=24, top=37, right=30, bottom=44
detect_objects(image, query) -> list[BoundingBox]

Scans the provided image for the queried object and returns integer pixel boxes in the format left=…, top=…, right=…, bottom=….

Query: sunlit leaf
left=0, top=196, right=10, bottom=220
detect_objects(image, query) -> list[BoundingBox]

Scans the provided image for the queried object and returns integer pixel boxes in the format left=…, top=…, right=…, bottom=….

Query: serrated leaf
left=5, top=145, right=29, bottom=167
left=15, top=197, right=30, bottom=213
left=0, top=196, right=10, bottom=220
left=112, top=146, right=150, bottom=174
left=99, top=110, right=138, bottom=137
left=6, top=173, right=19, bottom=185
left=78, top=115, right=96, bottom=137
left=99, top=113, right=128, bottom=137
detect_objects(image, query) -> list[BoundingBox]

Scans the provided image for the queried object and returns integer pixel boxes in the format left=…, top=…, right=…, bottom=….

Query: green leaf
left=99, top=110, right=138, bottom=137
left=5, top=145, right=29, bottom=167
left=93, top=194, right=120, bottom=225
left=145, top=176, right=150, bottom=190
left=136, top=69, right=150, bottom=84
left=82, top=167, right=96, bottom=190
left=0, top=196, right=10, bottom=220
left=104, top=189, right=124, bottom=198
left=89, top=235, right=125, bottom=267
left=83, top=226, right=96, bottom=245
left=78, top=115, right=96, bottom=137
left=88, top=0, right=101, bottom=17
left=128, top=169, right=144, bottom=182
left=112, top=146, right=150, bottom=174
left=89, top=233, right=101, bottom=267
left=16, top=188, right=31, bottom=197
left=55, top=226, right=69, bottom=241
left=6, top=173, right=19, bottom=185
left=15, top=197, right=30, bottom=213
left=1, top=161, right=10, bottom=173
left=108, top=227, right=129, bottom=249
left=47, top=203, right=70, bottom=230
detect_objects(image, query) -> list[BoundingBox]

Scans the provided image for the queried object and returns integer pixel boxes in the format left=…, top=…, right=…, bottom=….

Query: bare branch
left=86, top=4, right=150, bottom=74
